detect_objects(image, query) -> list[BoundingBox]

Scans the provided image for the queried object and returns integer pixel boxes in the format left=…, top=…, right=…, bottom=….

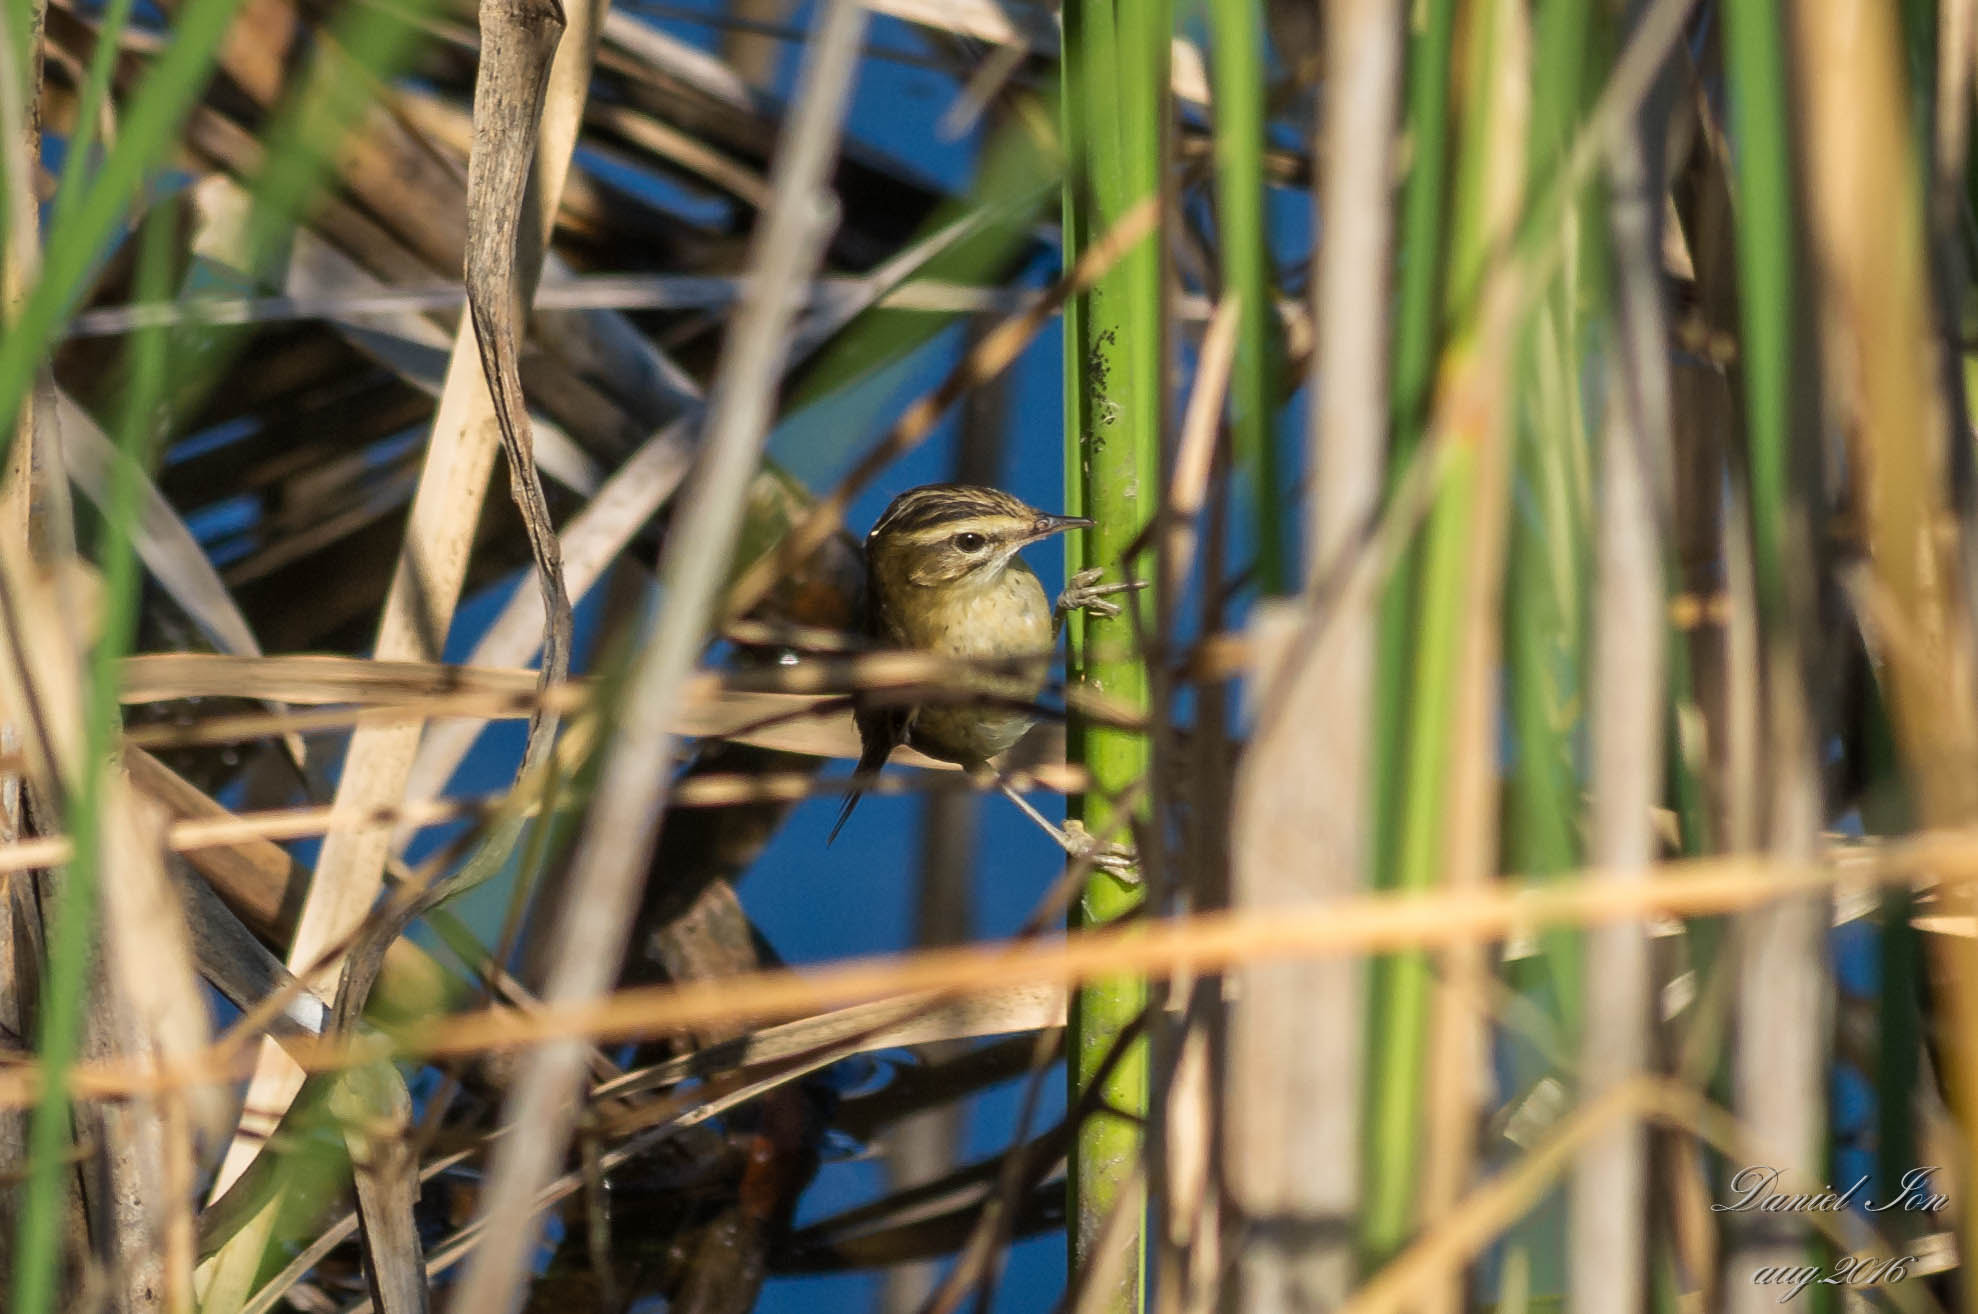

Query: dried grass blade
left=257, top=194, right=603, bottom=496
left=54, top=390, right=259, bottom=662
left=52, top=387, right=306, bottom=772
left=398, top=418, right=693, bottom=813
left=121, top=651, right=544, bottom=705
left=590, top=983, right=1068, bottom=1102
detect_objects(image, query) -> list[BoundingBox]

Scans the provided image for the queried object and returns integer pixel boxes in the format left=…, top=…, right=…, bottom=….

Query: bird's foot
left=1056, top=567, right=1148, bottom=622
left=1061, top=820, right=1142, bottom=885
left=995, top=780, right=1142, bottom=883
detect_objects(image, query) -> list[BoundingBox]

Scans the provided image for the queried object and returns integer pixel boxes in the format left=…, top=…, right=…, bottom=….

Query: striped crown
left=867, top=484, right=1039, bottom=545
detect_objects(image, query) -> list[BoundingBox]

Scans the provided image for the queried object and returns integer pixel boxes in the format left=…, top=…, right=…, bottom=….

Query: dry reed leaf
left=585, top=98, right=772, bottom=205
left=98, top=775, right=228, bottom=1125
left=1792, top=8, right=1978, bottom=1295
left=65, top=271, right=1231, bottom=336
left=55, top=383, right=302, bottom=769
left=175, top=853, right=333, bottom=1043
left=784, top=202, right=1008, bottom=363
left=395, top=418, right=694, bottom=807
left=217, top=324, right=522, bottom=1189
left=262, top=190, right=602, bottom=495
left=375, top=85, right=703, bottom=428
left=122, top=652, right=544, bottom=706
left=53, top=388, right=264, bottom=662
left=1163, top=294, right=1238, bottom=600
left=385, top=850, right=1853, bottom=1071
left=597, top=7, right=751, bottom=110
left=235, top=0, right=597, bottom=1132
left=121, top=746, right=464, bottom=1018
left=116, top=650, right=1079, bottom=766
left=591, top=983, right=1068, bottom=1102
left=211, top=220, right=522, bottom=1212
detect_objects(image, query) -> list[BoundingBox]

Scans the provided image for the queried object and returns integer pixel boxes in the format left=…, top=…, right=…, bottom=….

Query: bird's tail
left=827, top=741, right=890, bottom=845
left=826, top=788, right=864, bottom=846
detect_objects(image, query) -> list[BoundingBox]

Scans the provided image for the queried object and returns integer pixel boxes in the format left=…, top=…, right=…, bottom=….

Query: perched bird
left=828, top=483, right=1139, bottom=869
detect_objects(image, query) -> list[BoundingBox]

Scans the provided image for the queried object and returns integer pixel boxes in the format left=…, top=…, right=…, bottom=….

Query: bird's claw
left=1063, top=820, right=1142, bottom=885
left=1057, top=567, right=1149, bottom=621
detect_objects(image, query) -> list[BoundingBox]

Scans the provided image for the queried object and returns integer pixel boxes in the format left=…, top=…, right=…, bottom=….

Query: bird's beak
left=1024, top=513, right=1095, bottom=544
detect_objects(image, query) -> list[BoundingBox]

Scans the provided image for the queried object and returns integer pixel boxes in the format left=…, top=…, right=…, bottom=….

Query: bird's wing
left=827, top=699, right=910, bottom=845
left=828, top=569, right=912, bottom=844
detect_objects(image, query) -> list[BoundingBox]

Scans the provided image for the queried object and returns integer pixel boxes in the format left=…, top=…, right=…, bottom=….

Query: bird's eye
left=953, top=532, right=988, bottom=552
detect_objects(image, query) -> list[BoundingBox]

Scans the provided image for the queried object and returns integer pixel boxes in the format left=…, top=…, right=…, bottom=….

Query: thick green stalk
left=1721, top=0, right=1793, bottom=620
left=1370, top=0, right=1455, bottom=886
left=1387, top=0, right=1458, bottom=444
left=1502, top=0, right=1601, bottom=1040
left=12, top=205, right=172, bottom=1314
left=1361, top=0, right=1455, bottom=1265
left=1360, top=441, right=1474, bottom=1262
left=1205, top=0, right=1282, bottom=593
left=1362, top=0, right=1515, bottom=1264
left=1061, top=1, right=1163, bottom=1308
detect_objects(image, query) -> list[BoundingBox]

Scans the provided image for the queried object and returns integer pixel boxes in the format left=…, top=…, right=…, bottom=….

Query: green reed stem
left=1062, top=2, right=1165, bottom=1309
left=1206, top=0, right=1282, bottom=593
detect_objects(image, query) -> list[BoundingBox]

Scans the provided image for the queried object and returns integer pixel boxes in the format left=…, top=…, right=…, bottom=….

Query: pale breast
left=886, top=561, right=1052, bottom=661
left=885, top=560, right=1055, bottom=766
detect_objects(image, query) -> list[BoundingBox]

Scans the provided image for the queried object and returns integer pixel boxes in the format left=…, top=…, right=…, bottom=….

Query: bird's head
left=865, top=484, right=1092, bottom=593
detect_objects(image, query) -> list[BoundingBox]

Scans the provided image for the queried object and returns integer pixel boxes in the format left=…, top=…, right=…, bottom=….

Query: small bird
left=828, top=483, right=1140, bottom=869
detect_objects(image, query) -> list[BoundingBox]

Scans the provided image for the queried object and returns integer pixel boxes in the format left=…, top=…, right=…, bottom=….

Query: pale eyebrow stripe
left=888, top=515, right=1016, bottom=547
left=871, top=489, right=1025, bottom=537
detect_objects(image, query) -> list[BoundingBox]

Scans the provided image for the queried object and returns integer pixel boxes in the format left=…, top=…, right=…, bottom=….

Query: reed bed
left=1, top=1, right=1975, bottom=1312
